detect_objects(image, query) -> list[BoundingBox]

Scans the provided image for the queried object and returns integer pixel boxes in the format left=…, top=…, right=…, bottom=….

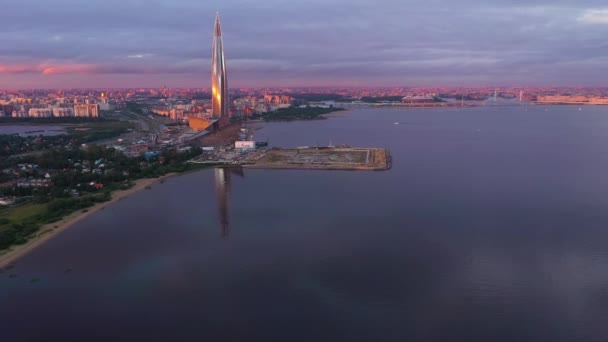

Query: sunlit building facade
left=211, top=13, right=228, bottom=118
left=74, top=104, right=99, bottom=118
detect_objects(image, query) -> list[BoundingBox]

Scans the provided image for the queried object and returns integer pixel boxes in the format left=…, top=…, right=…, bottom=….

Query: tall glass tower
left=211, top=13, right=228, bottom=118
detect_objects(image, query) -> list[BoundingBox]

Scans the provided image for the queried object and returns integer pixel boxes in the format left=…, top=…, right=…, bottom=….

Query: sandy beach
left=0, top=174, right=176, bottom=269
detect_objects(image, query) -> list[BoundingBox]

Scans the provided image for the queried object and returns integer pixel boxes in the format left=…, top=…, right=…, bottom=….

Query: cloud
left=0, top=63, right=108, bottom=75
left=40, top=64, right=96, bottom=75
left=0, top=65, right=33, bottom=74
left=0, top=62, right=203, bottom=75
left=1, top=0, right=608, bottom=87
left=578, top=9, right=608, bottom=24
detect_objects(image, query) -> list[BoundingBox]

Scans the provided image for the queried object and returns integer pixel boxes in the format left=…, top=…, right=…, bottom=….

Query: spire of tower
left=214, top=12, right=222, bottom=36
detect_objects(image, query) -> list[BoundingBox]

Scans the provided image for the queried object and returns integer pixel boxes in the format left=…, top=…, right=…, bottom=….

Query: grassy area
left=0, top=203, right=47, bottom=249
left=1, top=203, right=47, bottom=223
left=65, top=121, right=133, bottom=142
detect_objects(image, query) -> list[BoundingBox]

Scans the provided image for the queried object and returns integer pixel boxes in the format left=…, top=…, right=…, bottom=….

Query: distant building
left=99, top=102, right=113, bottom=111
left=537, top=95, right=608, bottom=105
left=244, top=106, right=254, bottom=117
left=12, top=111, right=27, bottom=118
left=52, top=108, right=74, bottom=117
left=28, top=108, right=53, bottom=118
left=401, top=96, right=436, bottom=104
left=235, top=141, right=255, bottom=151
left=74, top=104, right=100, bottom=117
left=17, top=179, right=51, bottom=188
left=233, top=96, right=259, bottom=113
left=264, top=95, right=292, bottom=105
left=171, top=110, right=185, bottom=120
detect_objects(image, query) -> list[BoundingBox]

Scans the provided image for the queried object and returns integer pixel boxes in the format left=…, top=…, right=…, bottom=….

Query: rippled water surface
left=2, top=106, right=608, bottom=341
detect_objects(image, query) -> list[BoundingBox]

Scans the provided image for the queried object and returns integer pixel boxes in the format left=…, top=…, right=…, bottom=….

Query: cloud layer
left=1, top=0, right=607, bottom=88
left=579, top=9, right=608, bottom=24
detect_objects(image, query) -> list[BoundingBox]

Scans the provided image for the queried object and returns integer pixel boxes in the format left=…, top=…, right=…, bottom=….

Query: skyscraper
left=211, top=13, right=228, bottom=118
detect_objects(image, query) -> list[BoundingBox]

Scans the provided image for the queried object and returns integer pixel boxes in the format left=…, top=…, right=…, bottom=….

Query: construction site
left=241, top=147, right=391, bottom=171
left=187, top=121, right=391, bottom=171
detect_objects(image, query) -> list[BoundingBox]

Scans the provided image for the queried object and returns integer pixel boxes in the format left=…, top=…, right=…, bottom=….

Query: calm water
left=0, top=125, right=66, bottom=137
left=3, top=106, right=608, bottom=341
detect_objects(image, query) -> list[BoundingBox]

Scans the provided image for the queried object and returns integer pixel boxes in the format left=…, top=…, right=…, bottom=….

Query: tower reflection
left=214, top=167, right=244, bottom=237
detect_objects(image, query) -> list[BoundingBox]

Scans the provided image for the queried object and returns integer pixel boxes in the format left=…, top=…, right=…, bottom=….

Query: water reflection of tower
left=214, top=167, right=244, bottom=237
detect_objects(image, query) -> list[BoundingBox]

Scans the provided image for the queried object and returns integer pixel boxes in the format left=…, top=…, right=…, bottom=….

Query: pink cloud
left=0, top=62, right=198, bottom=75
left=40, top=64, right=98, bottom=75
left=0, top=64, right=35, bottom=73
left=0, top=63, right=97, bottom=75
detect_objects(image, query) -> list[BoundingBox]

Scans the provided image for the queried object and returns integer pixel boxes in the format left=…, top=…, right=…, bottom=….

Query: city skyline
left=1, top=1, right=608, bottom=89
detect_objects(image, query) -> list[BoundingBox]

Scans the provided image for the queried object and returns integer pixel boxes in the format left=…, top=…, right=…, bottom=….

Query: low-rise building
left=0, top=197, right=16, bottom=206
left=17, top=179, right=51, bottom=188
left=235, top=141, right=255, bottom=151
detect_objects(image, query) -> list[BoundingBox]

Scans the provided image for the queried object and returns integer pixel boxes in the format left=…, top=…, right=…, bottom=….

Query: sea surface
left=0, top=125, right=66, bottom=137
left=3, top=105, right=608, bottom=341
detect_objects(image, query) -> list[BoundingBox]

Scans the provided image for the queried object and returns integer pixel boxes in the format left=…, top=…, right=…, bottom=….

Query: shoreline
left=0, top=173, right=177, bottom=269
left=321, top=108, right=352, bottom=118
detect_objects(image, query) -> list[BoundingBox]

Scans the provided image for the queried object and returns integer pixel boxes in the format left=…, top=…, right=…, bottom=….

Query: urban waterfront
left=3, top=106, right=608, bottom=341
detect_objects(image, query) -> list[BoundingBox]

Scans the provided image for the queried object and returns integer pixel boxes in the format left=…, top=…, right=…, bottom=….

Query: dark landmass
left=66, top=121, right=134, bottom=142
left=359, top=96, right=405, bottom=103
left=0, top=117, right=104, bottom=125
left=284, top=93, right=348, bottom=102
left=126, top=102, right=145, bottom=115
left=251, top=106, right=345, bottom=122
left=0, top=121, right=133, bottom=157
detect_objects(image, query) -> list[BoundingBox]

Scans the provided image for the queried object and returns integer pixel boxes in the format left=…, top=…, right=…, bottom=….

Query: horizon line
left=1, top=85, right=607, bottom=91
